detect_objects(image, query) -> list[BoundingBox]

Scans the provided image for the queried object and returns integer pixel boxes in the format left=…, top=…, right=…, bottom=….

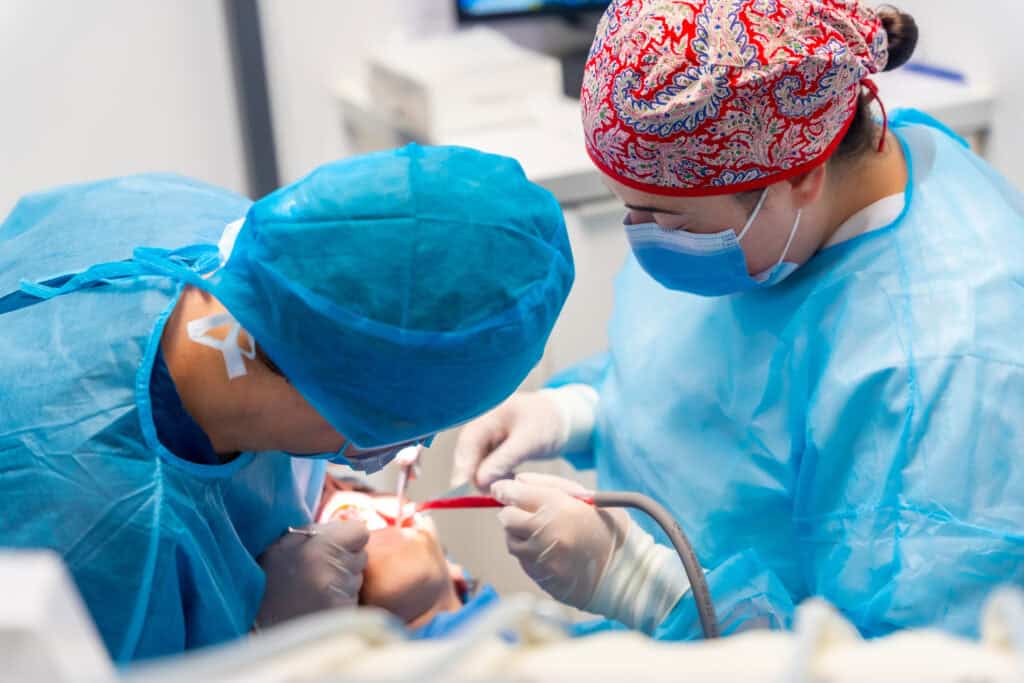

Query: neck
left=161, top=287, right=344, bottom=456
left=160, top=287, right=282, bottom=455
left=821, top=131, right=909, bottom=246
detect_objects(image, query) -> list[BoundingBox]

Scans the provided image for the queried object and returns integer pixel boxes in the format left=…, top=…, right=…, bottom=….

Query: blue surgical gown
left=413, top=585, right=502, bottom=639
left=0, top=175, right=325, bottom=662
left=556, top=111, right=1024, bottom=640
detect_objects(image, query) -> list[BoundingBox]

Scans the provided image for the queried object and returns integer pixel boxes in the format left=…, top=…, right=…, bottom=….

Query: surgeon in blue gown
left=454, top=1, right=1024, bottom=641
left=0, top=144, right=573, bottom=662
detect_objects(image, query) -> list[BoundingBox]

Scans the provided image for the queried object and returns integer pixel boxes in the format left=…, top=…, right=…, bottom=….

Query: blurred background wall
left=0, top=1, right=248, bottom=216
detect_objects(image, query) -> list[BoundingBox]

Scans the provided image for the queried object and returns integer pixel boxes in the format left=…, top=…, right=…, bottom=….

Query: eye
left=653, top=213, right=690, bottom=231
left=627, top=209, right=656, bottom=225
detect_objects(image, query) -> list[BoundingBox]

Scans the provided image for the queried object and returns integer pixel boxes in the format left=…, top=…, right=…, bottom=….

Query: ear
left=786, top=164, right=828, bottom=208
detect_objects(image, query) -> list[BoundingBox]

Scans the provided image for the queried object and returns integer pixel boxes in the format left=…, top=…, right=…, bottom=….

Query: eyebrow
left=624, top=203, right=687, bottom=216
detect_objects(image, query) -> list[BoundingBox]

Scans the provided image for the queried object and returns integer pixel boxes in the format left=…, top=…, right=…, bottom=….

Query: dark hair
left=879, top=6, right=919, bottom=72
left=831, top=6, right=919, bottom=162
left=736, top=7, right=918, bottom=206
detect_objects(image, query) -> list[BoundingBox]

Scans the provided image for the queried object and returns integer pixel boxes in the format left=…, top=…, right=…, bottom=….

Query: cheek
left=362, top=529, right=411, bottom=587
left=360, top=528, right=444, bottom=600
left=365, top=527, right=442, bottom=571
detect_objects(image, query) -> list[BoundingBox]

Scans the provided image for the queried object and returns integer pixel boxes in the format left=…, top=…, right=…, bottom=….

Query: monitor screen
left=457, top=0, right=610, bottom=20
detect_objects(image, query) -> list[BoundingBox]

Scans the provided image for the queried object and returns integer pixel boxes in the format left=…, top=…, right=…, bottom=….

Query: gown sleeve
left=547, top=352, right=612, bottom=471
left=572, top=550, right=795, bottom=641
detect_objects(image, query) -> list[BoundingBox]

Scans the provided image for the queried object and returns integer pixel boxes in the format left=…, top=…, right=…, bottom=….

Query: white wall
left=890, top=0, right=1024, bottom=187
left=0, top=1, right=247, bottom=218
left=258, top=0, right=455, bottom=185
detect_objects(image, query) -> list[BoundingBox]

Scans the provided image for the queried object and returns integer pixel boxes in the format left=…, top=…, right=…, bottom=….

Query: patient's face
left=318, top=485, right=463, bottom=625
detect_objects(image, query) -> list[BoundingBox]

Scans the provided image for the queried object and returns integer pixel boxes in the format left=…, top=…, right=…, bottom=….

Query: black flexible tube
left=591, top=491, right=720, bottom=639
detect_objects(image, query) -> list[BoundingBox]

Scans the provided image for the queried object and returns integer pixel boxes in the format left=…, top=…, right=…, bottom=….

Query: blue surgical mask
left=293, top=435, right=435, bottom=474
left=290, top=442, right=397, bottom=474
left=625, top=188, right=802, bottom=297
left=332, top=443, right=406, bottom=473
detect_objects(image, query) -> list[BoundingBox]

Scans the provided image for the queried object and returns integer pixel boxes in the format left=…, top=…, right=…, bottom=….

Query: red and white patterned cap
left=582, top=0, right=889, bottom=197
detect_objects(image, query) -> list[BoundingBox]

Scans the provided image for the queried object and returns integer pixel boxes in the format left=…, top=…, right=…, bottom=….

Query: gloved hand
left=255, top=520, right=369, bottom=629
left=491, top=473, right=628, bottom=610
left=492, top=473, right=691, bottom=634
left=452, top=386, right=598, bottom=490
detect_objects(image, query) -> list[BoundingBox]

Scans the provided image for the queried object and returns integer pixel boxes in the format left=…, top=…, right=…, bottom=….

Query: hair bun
left=878, top=6, right=919, bottom=72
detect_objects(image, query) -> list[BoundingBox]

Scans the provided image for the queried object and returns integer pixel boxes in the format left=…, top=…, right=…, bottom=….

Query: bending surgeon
left=0, top=144, right=573, bottom=661
left=456, top=0, right=1024, bottom=641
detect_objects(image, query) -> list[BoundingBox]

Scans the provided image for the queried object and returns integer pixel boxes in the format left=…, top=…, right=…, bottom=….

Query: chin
left=316, top=482, right=460, bottom=625
left=360, top=526, right=453, bottom=624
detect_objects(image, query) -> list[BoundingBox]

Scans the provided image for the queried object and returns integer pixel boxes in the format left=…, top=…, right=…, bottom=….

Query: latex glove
left=491, top=473, right=628, bottom=610
left=492, top=473, right=691, bottom=634
left=255, top=520, right=369, bottom=629
left=452, top=386, right=598, bottom=490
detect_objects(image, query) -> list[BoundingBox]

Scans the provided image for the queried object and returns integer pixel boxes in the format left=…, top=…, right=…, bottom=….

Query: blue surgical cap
left=202, top=144, right=573, bottom=448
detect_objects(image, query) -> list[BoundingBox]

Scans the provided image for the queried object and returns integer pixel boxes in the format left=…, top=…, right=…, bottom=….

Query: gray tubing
left=592, top=491, right=720, bottom=639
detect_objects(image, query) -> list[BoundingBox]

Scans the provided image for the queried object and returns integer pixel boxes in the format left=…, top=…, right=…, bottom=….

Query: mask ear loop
left=775, top=210, right=803, bottom=268
left=737, top=187, right=771, bottom=242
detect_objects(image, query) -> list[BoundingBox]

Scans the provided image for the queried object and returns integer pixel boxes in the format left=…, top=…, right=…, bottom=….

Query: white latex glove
left=255, top=520, right=369, bottom=629
left=491, top=472, right=628, bottom=610
left=452, top=386, right=598, bottom=490
left=492, top=473, right=691, bottom=634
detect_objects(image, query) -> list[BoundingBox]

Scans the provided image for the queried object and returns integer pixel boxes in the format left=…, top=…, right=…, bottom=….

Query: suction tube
left=420, top=489, right=720, bottom=638
left=592, top=491, right=720, bottom=639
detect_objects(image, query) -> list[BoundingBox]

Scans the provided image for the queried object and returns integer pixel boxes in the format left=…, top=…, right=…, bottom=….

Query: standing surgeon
left=0, top=144, right=573, bottom=661
left=455, top=0, right=1024, bottom=640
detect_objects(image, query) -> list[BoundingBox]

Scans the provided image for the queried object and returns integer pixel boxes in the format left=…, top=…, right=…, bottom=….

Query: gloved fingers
left=322, top=555, right=363, bottom=581
left=326, top=570, right=364, bottom=603
left=523, top=564, right=563, bottom=591
left=475, top=429, right=548, bottom=490
left=514, top=472, right=593, bottom=497
left=315, top=519, right=369, bottom=553
left=491, top=477, right=566, bottom=513
left=321, top=538, right=370, bottom=563
left=394, top=445, right=422, bottom=468
left=451, top=410, right=509, bottom=488
left=275, top=524, right=317, bottom=547
left=505, top=531, right=553, bottom=560
left=321, top=548, right=366, bottom=608
left=601, top=507, right=632, bottom=535
left=324, top=548, right=368, bottom=576
left=497, top=505, right=541, bottom=541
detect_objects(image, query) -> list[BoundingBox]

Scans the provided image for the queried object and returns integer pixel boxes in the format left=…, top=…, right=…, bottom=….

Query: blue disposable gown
left=557, top=111, right=1024, bottom=640
left=0, top=175, right=324, bottom=662
left=412, top=585, right=502, bottom=639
